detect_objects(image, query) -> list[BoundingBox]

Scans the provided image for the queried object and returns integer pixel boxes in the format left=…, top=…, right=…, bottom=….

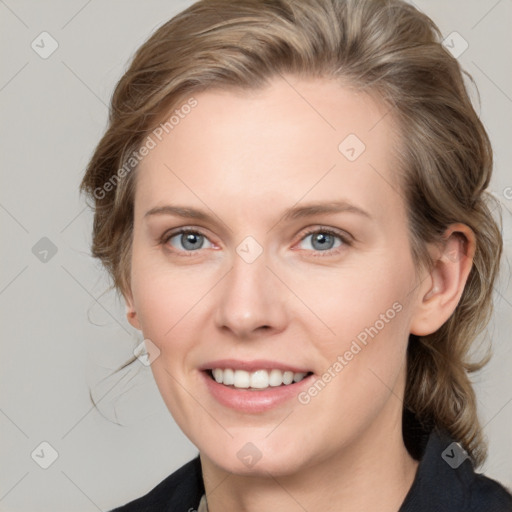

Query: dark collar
left=399, top=428, right=512, bottom=511
left=399, top=428, right=474, bottom=511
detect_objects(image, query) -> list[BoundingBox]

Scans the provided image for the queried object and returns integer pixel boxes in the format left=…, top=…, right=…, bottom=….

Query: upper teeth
left=211, top=368, right=308, bottom=389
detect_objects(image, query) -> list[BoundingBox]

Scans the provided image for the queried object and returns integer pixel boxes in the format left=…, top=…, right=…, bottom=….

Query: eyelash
left=160, top=227, right=352, bottom=258
left=299, top=227, right=352, bottom=257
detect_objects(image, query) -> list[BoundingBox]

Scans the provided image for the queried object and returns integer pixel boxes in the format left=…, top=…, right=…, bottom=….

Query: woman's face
left=126, top=76, right=429, bottom=476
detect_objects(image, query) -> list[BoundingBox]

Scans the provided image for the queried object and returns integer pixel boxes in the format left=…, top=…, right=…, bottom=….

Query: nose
left=214, top=249, right=288, bottom=340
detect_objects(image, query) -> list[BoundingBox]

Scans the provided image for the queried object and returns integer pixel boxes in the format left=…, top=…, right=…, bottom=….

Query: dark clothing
left=398, top=429, right=512, bottom=511
left=110, top=455, right=204, bottom=512
left=110, top=429, right=512, bottom=511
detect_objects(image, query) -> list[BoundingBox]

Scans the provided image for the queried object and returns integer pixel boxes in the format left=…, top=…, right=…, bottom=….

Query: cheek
left=130, top=269, right=207, bottom=424
left=296, top=254, right=413, bottom=398
left=131, top=260, right=212, bottom=339
left=130, top=264, right=215, bottom=408
left=289, top=254, right=412, bottom=342
left=296, top=296, right=410, bottom=447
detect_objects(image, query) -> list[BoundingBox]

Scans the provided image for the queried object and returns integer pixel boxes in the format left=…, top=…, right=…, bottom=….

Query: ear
left=409, top=223, right=476, bottom=336
left=124, top=289, right=142, bottom=331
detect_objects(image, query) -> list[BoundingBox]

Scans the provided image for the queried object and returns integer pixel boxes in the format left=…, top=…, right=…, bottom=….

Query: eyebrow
left=144, top=200, right=372, bottom=222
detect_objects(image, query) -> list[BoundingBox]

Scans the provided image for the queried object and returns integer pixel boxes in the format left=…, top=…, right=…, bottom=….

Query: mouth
left=199, top=361, right=315, bottom=413
left=205, top=368, right=314, bottom=390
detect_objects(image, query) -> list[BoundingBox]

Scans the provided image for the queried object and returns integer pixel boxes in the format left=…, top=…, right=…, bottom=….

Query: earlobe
left=410, top=224, right=475, bottom=337
left=124, top=293, right=142, bottom=331
left=126, top=307, right=142, bottom=330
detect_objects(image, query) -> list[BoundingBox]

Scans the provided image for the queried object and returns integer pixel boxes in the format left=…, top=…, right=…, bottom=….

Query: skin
left=124, top=75, right=475, bottom=512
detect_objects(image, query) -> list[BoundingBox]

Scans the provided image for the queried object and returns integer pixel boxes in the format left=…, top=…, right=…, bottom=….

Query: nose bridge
left=215, top=245, right=287, bottom=338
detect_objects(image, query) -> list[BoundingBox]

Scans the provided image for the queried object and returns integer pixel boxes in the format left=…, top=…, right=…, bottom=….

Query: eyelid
left=294, top=226, right=352, bottom=257
left=160, top=227, right=215, bottom=255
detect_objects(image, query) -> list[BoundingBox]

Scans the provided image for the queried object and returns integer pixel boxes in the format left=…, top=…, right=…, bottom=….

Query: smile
left=208, top=368, right=313, bottom=390
left=200, top=360, right=315, bottom=412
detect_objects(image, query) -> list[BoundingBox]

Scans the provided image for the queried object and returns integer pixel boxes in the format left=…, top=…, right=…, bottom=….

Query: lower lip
left=201, top=371, right=314, bottom=413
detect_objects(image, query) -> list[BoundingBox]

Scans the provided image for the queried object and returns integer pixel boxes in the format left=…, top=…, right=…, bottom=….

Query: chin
left=199, top=435, right=310, bottom=477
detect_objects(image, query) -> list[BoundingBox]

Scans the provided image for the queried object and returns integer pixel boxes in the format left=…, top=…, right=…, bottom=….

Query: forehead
left=134, top=75, right=404, bottom=225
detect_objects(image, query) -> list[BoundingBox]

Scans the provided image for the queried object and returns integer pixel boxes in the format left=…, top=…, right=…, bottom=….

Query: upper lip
left=199, top=359, right=312, bottom=373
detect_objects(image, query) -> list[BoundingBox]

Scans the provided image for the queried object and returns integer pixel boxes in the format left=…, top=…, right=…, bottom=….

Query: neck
left=200, top=413, right=419, bottom=512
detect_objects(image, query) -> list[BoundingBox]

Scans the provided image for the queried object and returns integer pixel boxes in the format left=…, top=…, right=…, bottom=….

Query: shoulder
left=466, top=471, right=512, bottom=511
left=109, top=455, right=204, bottom=512
left=400, top=428, right=512, bottom=511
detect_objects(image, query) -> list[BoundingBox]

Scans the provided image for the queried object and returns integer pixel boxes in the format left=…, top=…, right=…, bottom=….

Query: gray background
left=1, top=1, right=511, bottom=510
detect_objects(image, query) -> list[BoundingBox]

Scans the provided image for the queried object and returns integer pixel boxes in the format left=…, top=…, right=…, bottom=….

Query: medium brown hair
left=80, top=0, right=503, bottom=466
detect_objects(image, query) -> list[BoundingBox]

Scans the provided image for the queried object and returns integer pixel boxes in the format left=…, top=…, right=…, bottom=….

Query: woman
left=80, top=0, right=512, bottom=510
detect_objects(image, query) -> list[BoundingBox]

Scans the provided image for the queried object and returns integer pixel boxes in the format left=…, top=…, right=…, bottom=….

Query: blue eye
left=298, top=229, right=348, bottom=255
left=165, top=229, right=213, bottom=252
